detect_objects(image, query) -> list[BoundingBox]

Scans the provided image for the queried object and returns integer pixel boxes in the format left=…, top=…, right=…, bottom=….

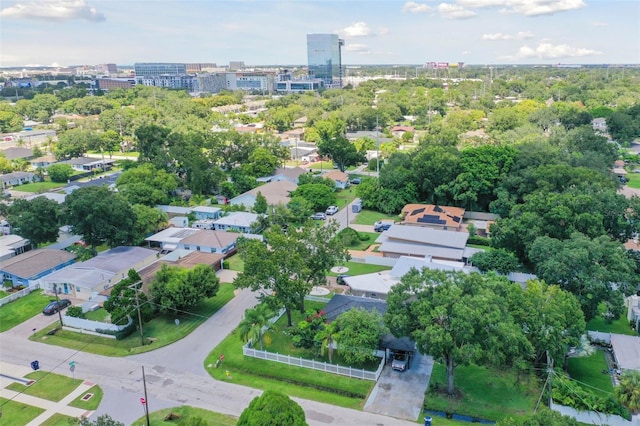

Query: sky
left=0, top=0, right=639, bottom=68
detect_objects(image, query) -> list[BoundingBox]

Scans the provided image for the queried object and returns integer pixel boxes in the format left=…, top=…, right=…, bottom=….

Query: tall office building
left=306, top=34, right=344, bottom=87
left=134, top=63, right=187, bottom=77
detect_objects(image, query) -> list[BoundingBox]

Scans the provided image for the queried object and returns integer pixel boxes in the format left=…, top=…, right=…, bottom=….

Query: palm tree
left=238, top=304, right=274, bottom=350
left=317, top=322, right=339, bottom=364
left=615, top=370, right=640, bottom=414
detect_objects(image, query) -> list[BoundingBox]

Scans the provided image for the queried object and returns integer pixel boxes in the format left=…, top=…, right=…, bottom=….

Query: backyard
left=30, top=284, right=236, bottom=356
left=566, top=350, right=614, bottom=397
left=587, top=303, right=637, bottom=336
left=204, top=300, right=376, bottom=410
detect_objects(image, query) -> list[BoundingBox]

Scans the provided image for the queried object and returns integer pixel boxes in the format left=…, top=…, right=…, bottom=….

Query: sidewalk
left=0, top=361, right=94, bottom=424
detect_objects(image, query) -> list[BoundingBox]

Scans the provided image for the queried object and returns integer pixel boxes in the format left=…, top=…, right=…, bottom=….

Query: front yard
left=0, top=289, right=50, bottom=332
left=353, top=209, right=398, bottom=225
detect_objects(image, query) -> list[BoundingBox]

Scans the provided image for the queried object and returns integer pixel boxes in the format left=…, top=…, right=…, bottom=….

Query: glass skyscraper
left=306, top=34, right=344, bottom=87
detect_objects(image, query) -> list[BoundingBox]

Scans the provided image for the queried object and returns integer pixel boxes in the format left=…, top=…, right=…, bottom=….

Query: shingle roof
left=323, top=170, right=349, bottom=182
left=0, top=249, right=75, bottom=279
left=179, top=230, right=239, bottom=248
left=323, top=294, right=388, bottom=321
left=2, top=147, right=33, bottom=160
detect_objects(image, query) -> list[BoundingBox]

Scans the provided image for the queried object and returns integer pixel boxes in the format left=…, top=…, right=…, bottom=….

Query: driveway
left=364, top=353, right=434, bottom=421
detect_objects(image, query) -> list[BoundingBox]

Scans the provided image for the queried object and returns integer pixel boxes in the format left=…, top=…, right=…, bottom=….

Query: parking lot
left=363, top=353, right=434, bottom=421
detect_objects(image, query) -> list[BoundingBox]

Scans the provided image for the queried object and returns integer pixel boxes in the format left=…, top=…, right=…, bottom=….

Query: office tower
left=306, top=34, right=344, bottom=87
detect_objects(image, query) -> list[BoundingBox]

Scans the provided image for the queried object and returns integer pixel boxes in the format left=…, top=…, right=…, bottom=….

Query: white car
left=325, top=205, right=339, bottom=215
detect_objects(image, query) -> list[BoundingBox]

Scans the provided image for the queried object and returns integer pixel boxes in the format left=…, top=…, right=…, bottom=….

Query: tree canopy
left=237, top=390, right=307, bottom=426
left=6, top=197, right=60, bottom=247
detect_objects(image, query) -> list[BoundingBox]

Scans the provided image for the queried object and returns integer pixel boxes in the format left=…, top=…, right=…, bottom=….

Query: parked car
left=374, top=220, right=394, bottom=232
left=350, top=178, right=361, bottom=185
left=42, top=299, right=71, bottom=315
left=336, top=274, right=350, bottom=285
left=311, top=212, right=327, bottom=220
left=392, top=353, right=408, bottom=371
left=325, top=205, right=339, bottom=215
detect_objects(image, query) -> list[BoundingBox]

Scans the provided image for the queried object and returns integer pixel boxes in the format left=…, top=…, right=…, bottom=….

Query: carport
left=381, top=334, right=417, bottom=370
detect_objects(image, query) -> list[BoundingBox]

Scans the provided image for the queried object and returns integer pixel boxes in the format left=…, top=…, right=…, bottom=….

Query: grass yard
left=68, top=385, right=103, bottom=410
left=40, top=413, right=76, bottom=426
left=225, top=255, right=245, bottom=272
left=0, top=397, right=44, bottom=425
left=625, top=171, right=640, bottom=189
left=326, top=261, right=391, bottom=277
left=7, top=371, right=82, bottom=402
left=30, top=284, right=235, bottom=356
left=0, top=289, right=50, bottom=332
left=306, top=161, right=335, bottom=170
left=0, top=289, right=8, bottom=298
left=587, top=303, right=637, bottom=336
left=131, top=406, right=237, bottom=426
left=353, top=209, right=398, bottom=225
left=567, top=351, right=614, bottom=397
left=12, top=181, right=66, bottom=193
left=84, top=308, right=110, bottom=322
left=466, top=244, right=494, bottom=251
left=425, top=363, right=540, bottom=422
left=345, top=231, right=379, bottom=251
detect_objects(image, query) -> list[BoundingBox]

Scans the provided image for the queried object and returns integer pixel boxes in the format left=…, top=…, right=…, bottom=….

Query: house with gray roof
left=271, top=167, right=308, bottom=184
left=39, top=246, right=158, bottom=300
left=177, top=230, right=240, bottom=255
left=375, top=225, right=469, bottom=262
left=0, top=172, right=38, bottom=189
left=0, top=234, right=31, bottom=261
left=0, top=249, right=75, bottom=287
left=145, top=227, right=200, bottom=251
left=213, top=212, right=260, bottom=233
left=2, top=147, right=33, bottom=161
left=229, top=180, right=297, bottom=208
left=61, top=157, right=116, bottom=172
left=191, top=206, right=222, bottom=220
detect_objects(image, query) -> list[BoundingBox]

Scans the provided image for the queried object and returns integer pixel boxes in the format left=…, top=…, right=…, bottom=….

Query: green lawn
left=0, top=289, right=50, bottom=332
left=353, top=209, right=398, bottom=225
left=466, top=244, right=493, bottom=251
left=306, top=161, right=336, bottom=170
left=326, top=261, right=391, bottom=277
left=0, top=289, right=9, bottom=298
left=7, top=371, right=82, bottom=402
left=30, top=284, right=236, bottom=356
left=567, top=351, right=614, bottom=397
left=625, top=171, right=640, bottom=189
left=345, top=231, right=379, bottom=251
left=225, top=255, right=245, bottom=272
left=12, top=181, right=66, bottom=192
left=40, top=413, right=76, bottom=426
left=87, top=150, right=140, bottom=158
left=84, top=308, right=109, bottom=322
left=68, top=385, right=103, bottom=410
left=587, top=303, right=637, bottom=335
left=425, top=363, right=540, bottom=422
left=0, top=397, right=44, bottom=425
left=131, top=406, right=237, bottom=426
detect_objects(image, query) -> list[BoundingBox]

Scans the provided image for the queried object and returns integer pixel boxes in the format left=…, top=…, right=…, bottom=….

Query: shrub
left=468, top=235, right=491, bottom=246
left=66, top=306, right=84, bottom=318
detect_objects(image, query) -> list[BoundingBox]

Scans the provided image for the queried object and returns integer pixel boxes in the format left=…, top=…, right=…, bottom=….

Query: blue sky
left=0, top=0, right=638, bottom=67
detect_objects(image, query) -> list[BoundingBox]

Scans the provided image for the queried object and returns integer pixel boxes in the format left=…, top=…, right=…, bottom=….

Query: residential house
left=0, top=234, right=31, bottom=261
left=323, top=170, right=350, bottom=189
left=61, top=157, right=116, bottom=172
left=0, top=172, right=38, bottom=189
left=0, top=249, right=75, bottom=287
left=271, top=167, right=307, bottom=184
left=25, top=192, right=67, bottom=204
left=229, top=180, right=297, bottom=208
left=136, top=249, right=225, bottom=286
left=168, top=216, right=189, bottom=228
left=2, top=147, right=34, bottom=161
left=191, top=206, right=222, bottom=220
left=400, top=204, right=465, bottom=231
left=145, top=227, right=201, bottom=251
left=29, top=155, right=57, bottom=168
left=293, top=116, right=308, bottom=128
left=375, top=225, right=470, bottom=262
left=177, top=230, right=240, bottom=255
left=592, top=117, right=608, bottom=136
left=390, top=125, right=415, bottom=138
left=156, top=205, right=193, bottom=217
left=213, top=212, right=260, bottom=233
left=39, top=246, right=158, bottom=300
left=346, top=131, right=393, bottom=144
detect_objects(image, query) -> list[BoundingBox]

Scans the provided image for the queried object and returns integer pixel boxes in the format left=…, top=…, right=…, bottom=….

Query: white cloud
left=437, top=3, right=476, bottom=19
left=342, top=21, right=372, bottom=37
left=345, top=43, right=370, bottom=54
left=457, top=0, right=586, bottom=16
left=510, top=42, right=603, bottom=59
left=0, top=0, right=105, bottom=22
left=482, top=31, right=533, bottom=40
left=402, top=1, right=432, bottom=13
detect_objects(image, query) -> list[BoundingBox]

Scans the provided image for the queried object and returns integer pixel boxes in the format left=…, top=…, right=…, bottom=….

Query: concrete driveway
left=364, top=353, right=434, bottom=421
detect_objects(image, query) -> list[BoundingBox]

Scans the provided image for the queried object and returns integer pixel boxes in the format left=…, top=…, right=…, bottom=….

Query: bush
left=47, top=163, right=74, bottom=183
left=337, top=227, right=359, bottom=246
left=66, top=306, right=84, bottom=318
left=552, top=374, right=629, bottom=418
left=468, top=235, right=492, bottom=246
left=237, top=390, right=307, bottom=426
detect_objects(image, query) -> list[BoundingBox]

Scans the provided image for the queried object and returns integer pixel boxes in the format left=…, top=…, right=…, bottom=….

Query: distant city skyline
left=0, top=0, right=638, bottom=68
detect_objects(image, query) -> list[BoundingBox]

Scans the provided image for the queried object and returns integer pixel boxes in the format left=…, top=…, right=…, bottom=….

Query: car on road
left=374, top=220, right=394, bottom=232
left=350, top=178, right=361, bottom=185
left=311, top=212, right=327, bottom=220
left=392, top=352, right=408, bottom=371
left=336, top=274, right=350, bottom=285
left=325, top=205, right=339, bottom=215
left=42, top=299, right=71, bottom=315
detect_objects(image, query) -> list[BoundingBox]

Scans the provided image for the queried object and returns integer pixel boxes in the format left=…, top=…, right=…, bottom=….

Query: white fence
left=242, top=344, right=385, bottom=381
left=588, top=330, right=612, bottom=344
left=62, top=315, right=132, bottom=333
left=0, top=283, right=41, bottom=307
left=550, top=400, right=640, bottom=425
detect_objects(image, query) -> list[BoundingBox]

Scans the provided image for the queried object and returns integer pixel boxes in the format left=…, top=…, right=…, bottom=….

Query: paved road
left=0, top=287, right=416, bottom=425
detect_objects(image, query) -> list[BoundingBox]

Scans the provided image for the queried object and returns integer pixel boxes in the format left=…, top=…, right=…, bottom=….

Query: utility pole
left=129, top=281, right=145, bottom=346
left=376, top=115, right=380, bottom=175
left=142, top=366, right=150, bottom=426
left=53, top=284, right=64, bottom=327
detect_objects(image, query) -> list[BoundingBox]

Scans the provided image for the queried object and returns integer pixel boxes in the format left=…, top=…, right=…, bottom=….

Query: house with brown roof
left=400, top=204, right=465, bottom=231
left=0, top=249, right=75, bottom=287
left=390, top=125, right=415, bottom=138
left=323, top=170, right=350, bottom=189
left=229, top=180, right=297, bottom=208
left=29, top=155, right=57, bottom=168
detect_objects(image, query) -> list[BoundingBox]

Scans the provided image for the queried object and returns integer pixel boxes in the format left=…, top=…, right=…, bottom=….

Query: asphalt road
left=0, top=287, right=416, bottom=425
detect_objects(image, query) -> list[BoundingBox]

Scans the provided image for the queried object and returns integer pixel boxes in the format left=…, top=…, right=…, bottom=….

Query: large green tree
left=116, top=163, right=178, bottom=206
left=63, top=186, right=136, bottom=249
left=132, top=204, right=168, bottom=245
left=615, top=370, right=640, bottom=414
left=46, top=163, right=74, bottom=183
left=239, top=304, right=274, bottom=350
left=385, top=269, right=531, bottom=395
left=150, top=264, right=220, bottom=312
left=237, top=390, right=307, bottom=426
left=7, top=197, right=60, bottom=247
left=334, top=308, right=387, bottom=365
left=103, top=270, right=154, bottom=326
